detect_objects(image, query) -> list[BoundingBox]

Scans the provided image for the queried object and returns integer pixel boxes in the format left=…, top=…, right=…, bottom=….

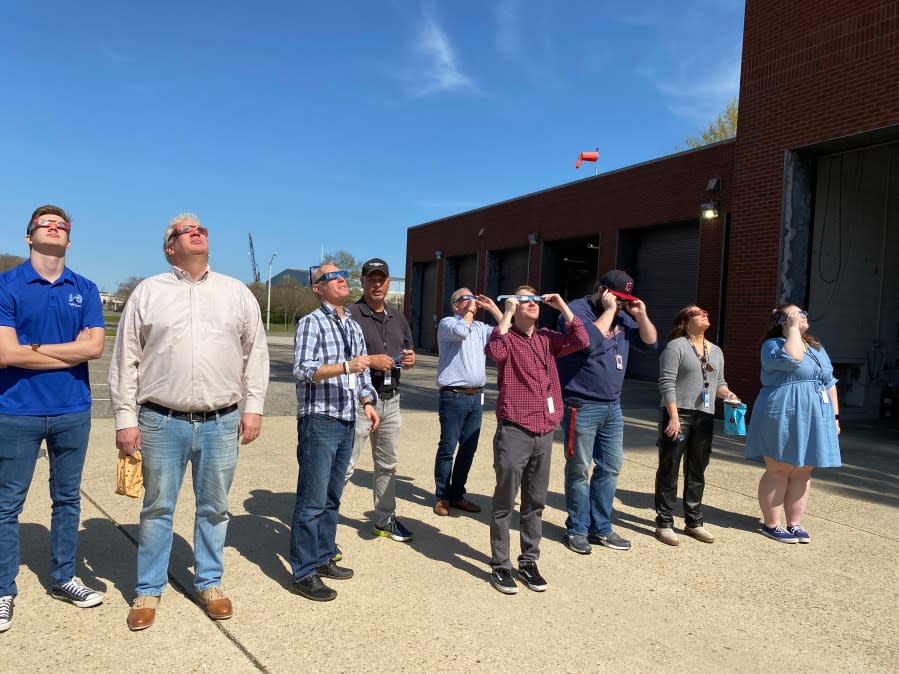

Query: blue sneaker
left=760, top=524, right=798, bottom=543
left=372, top=516, right=414, bottom=542
left=789, top=525, right=811, bottom=543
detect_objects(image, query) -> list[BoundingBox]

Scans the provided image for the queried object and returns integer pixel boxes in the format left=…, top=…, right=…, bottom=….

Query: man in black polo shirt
left=346, top=258, right=416, bottom=542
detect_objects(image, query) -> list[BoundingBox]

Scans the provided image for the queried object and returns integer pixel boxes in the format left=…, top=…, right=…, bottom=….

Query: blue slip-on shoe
left=788, top=525, right=811, bottom=543
left=760, top=524, right=798, bottom=543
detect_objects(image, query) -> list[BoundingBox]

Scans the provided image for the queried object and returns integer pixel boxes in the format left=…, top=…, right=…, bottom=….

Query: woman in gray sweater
left=654, top=306, right=740, bottom=546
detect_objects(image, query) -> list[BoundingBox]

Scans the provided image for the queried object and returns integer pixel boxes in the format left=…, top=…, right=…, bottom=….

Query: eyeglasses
left=498, top=294, right=543, bottom=303
left=168, top=224, right=208, bottom=241
left=776, top=310, right=808, bottom=325
left=30, top=219, right=71, bottom=233
left=314, top=270, right=349, bottom=284
left=686, top=309, right=709, bottom=319
left=699, top=355, right=715, bottom=372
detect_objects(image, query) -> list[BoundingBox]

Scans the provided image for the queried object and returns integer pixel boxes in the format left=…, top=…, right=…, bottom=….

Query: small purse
left=115, top=450, right=143, bottom=498
left=723, top=402, right=747, bottom=436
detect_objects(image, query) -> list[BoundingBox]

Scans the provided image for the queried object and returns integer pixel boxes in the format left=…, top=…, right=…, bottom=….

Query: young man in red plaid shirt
left=484, top=286, right=588, bottom=594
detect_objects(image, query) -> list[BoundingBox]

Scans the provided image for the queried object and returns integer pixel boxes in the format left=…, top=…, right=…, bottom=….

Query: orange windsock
left=575, top=151, right=599, bottom=169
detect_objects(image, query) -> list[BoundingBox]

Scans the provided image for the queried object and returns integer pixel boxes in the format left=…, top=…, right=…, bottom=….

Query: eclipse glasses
left=497, top=294, right=544, bottom=303
left=29, top=219, right=72, bottom=234
left=314, top=270, right=349, bottom=283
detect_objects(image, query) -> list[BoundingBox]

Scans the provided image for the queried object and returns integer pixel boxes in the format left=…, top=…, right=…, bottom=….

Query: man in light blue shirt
left=433, top=288, right=502, bottom=516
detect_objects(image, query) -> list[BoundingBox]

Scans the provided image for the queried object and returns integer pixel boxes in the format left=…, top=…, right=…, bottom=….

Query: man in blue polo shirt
left=0, top=205, right=106, bottom=633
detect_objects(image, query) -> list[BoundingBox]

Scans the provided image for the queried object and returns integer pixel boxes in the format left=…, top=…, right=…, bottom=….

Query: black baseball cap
left=361, top=258, right=390, bottom=277
left=599, top=269, right=639, bottom=302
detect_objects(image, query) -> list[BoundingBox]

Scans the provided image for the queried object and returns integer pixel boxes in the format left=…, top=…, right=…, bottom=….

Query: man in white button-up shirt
left=109, top=213, right=269, bottom=631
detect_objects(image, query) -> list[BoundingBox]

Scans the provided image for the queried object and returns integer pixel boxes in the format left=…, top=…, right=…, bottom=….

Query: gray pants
left=489, top=421, right=552, bottom=570
left=347, top=395, right=401, bottom=528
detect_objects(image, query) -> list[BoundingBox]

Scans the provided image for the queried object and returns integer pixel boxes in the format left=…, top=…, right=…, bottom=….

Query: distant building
left=271, top=268, right=312, bottom=288
left=99, top=291, right=124, bottom=312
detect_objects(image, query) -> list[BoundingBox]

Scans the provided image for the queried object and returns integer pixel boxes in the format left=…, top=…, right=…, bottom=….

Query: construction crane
left=248, top=233, right=261, bottom=283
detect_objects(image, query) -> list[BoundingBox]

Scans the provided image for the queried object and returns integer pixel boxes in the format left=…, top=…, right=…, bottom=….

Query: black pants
left=654, top=408, right=713, bottom=528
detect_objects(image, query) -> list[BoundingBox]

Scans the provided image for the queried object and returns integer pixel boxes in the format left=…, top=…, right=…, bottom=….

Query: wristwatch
left=362, top=400, right=375, bottom=408
left=31, top=344, right=40, bottom=351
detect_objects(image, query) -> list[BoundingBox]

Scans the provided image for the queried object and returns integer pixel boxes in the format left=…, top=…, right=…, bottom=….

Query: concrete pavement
left=3, top=337, right=898, bottom=672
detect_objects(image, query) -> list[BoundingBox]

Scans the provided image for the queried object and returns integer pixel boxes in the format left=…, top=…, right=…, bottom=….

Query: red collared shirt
left=485, top=317, right=588, bottom=434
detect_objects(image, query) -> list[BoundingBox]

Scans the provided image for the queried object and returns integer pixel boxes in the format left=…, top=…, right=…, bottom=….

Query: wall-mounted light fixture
left=705, top=177, right=721, bottom=192
left=435, top=250, right=443, bottom=260
left=528, top=232, right=540, bottom=245
left=701, top=201, right=719, bottom=220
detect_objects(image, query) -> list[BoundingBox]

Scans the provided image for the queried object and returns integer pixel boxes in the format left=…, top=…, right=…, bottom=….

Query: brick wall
left=726, top=0, right=899, bottom=399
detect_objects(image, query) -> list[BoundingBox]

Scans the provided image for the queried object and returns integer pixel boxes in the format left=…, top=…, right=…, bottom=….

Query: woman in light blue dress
left=744, top=305, right=841, bottom=544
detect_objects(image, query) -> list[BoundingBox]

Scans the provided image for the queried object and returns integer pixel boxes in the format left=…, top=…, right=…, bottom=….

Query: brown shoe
left=199, top=586, right=233, bottom=620
left=450, top=498, right=481, bottom=513
left=127, top=595, right=159, bottom=631
left=433, top=499, right=450, bottom=516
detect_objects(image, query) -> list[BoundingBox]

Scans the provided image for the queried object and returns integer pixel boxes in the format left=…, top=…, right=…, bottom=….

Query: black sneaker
left=588, top=531, right=631, bottom=551
left=518, top=563, right=548, bottom=592
left=489, top=568, right=519, bottom=595
left=332, top=544, right=343, bottom=562
left=315, top=560, right=354, bottom=580
left=564, top=533, right=593, bottom=555
left=50, top=579, right=103, bottom=608
left=290, top=574, right=337, bottom=602
left=372, top=516, right=414, bottom=542
left=0, top=595, right=13, bottom=633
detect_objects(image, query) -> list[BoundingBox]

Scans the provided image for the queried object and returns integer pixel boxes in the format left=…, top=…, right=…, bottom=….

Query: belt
left=142, top=401, right=239, bottom=422
left=440, top=386, right=482, bottom=395
left=378, top=389, right=400, bottom=401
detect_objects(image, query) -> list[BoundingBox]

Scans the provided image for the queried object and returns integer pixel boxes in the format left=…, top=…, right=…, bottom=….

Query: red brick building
left=406, top=1, right=899, bottom=421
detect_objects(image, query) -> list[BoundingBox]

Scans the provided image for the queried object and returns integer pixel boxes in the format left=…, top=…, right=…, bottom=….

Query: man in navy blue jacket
left=556, top=270, right=658, bottom=555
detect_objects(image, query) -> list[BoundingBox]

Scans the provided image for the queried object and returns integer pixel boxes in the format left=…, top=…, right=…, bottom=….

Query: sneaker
left=0, top=595, right=13, bottom=633
left=564, top=533, right=593, bottom=555
left=588, top=531, right=632, bottom=551
left=655, top=526, right=680, bottom=546
left=760, top=524, right=798, bottom=543
left=489, top=568, right=519, bottom=595
left=51, top=579, right=103, bottom=608
left=517, top=563, right=548, bottom=592
left=290, top=574, right=337, bottom=602
left=372, top=516, right=414, bottom=542
left=685, top=526, right=715, bottom=544
left=788, top=525, right=811, bottom=544
left=332, top=544, right=343, bottom=562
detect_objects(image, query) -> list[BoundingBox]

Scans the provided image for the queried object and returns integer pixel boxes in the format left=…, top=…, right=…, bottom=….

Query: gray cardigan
left=658, top=337, right=728, bottom=415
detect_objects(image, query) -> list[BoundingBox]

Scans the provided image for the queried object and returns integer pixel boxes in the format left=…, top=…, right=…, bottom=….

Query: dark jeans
left=654, top=408, right=713, bottom=528
left=434, top=389, right=483, bottom=502
left=289, top=414, right=354, bottom=581
left=0, top=410, right=91, bottom=596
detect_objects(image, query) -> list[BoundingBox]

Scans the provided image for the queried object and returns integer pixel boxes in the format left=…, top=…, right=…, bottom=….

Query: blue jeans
left=562, top=400, right=624, bottom=536
left=136, top=406, right=239, bottom=596
left=434, top=390, right=483, bottom=502
left=0, top=410, right=91, bottom=596
left=290, top=414, right=354, bottom=581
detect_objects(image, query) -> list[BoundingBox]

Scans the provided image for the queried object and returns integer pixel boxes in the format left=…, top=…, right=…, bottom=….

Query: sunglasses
left=686, top=309, right=709, bottom=319
left=699, top=355, right=715, bottom=373
left=315, top=270, right=349, bottom=283
left=30, top=219, right=71, bottom=233
left=169, top=224, right=208, bottom=241
left=498, top=294, right=543, bottom=303
left=776, top=310, right=808, bottom=325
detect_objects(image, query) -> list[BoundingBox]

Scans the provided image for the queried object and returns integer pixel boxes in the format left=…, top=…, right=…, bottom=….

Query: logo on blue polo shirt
left=69, top=293, right=83, bottom=308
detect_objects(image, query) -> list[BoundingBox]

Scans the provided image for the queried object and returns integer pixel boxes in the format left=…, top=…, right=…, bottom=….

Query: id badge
left=480, top=392, right=485, bottom=406
left=348, top=372, right=356, bottom=391
left=383, top=370, right=392, bottom=386
left=615, top=354, right=623, bottom=370
left=821, top=388, right=829, bottom=404
left=701, top=391, right=710, bottom=408
left=547, top=397, right=555, bottom=414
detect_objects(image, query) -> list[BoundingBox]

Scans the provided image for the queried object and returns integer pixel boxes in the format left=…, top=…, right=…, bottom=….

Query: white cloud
left=649, top=55, right=741, bottom=123
left=407, top=14, right=473, bottom=97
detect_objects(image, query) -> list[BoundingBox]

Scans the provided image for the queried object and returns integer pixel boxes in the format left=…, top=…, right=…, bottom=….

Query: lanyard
left=323, top=304, right=352, bottom=360
left=805, top=346, right=825, bottom=383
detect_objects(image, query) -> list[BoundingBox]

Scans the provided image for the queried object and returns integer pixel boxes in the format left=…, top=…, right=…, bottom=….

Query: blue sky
left=0, top=1, right=744, bottom=292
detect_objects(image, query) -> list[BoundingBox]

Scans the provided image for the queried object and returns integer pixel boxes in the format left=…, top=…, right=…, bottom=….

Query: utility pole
left=266, top=252, right=278, bottom=331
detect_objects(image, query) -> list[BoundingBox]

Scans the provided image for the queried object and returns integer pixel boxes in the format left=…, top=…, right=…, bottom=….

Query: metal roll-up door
left=627, top=221, right=700, bottom=381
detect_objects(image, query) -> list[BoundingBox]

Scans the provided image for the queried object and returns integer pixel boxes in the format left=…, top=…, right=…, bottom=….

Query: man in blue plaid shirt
left=289, top=262, right=379, bottom=602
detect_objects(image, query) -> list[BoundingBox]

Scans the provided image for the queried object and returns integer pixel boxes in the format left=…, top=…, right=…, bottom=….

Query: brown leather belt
left=142, top=401, right=239, bottom=422
left=440, top=386, right=482, bottom=395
